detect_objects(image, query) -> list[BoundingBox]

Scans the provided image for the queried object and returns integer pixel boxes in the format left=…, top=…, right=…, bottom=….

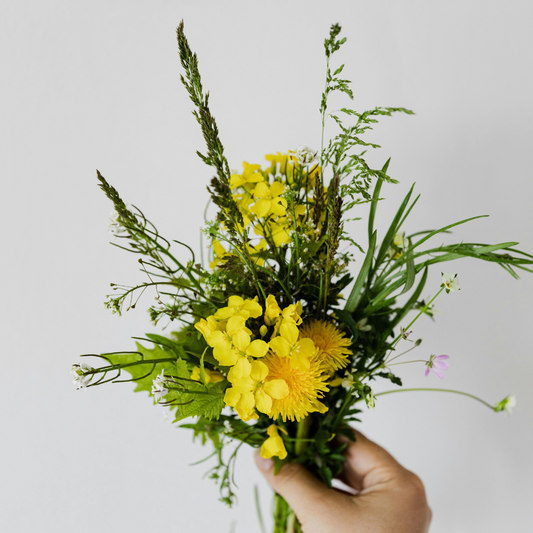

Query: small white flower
left=71, top=362, right=94, bottom=390
left=387, top=232, right=405, bottom=259
left=356, top=317, right=372, bottom=332
left=342, top=371, right=357, bottom=390
left=293, top=145, right=319, bottom=167
left=441, top=272, right=460, bottom=293
left=393, top=232, right=405, bottom=248
left=364, top=390, right=375, bottom=410
left=108, top=208, right=127, bottom=236
left=151, top=370, right=168, bottom=403
left=494, top=395, right=516, bottom=416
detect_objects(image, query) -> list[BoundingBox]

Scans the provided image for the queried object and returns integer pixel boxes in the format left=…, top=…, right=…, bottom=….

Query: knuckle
left=405, top=470, right=426, bottom=495
left=399, top=470, right=429, bottom=508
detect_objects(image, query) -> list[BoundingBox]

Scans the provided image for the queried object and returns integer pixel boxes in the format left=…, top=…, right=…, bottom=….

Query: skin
left=255, top=430, right=432, bottom=533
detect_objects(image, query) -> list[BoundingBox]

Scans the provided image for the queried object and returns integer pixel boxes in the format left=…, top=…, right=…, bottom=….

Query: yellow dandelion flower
left=263, top=352, right=329, bottom=422
left=299, top=320, right=352, bottom=373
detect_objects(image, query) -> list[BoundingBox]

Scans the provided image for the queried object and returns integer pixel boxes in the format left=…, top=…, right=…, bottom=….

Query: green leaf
left=470, top=242, right=518, bottom=254
left=391, top=266, right=428, bottom=329
left=345, top=231, right=377, bottom=313
left=366, top=277, right=404, bottom=312
left=400, top=242, right=416, bottom=295
left=144, top=333, right=188, bottom=358
left=336, top=426, right=356, bottom=441
left=173, top=381, right=226, bottom=422
left=410, top=215, right=489, bottom=252
left=199, top=348, right=207, bottom=386
left=171, top=326, right=218, bottom=366
left=368, top=174, right=384, bottom=243
left=376, top=371, right=403, bottom=386
left=335, top=309, right=359, bottom=341
left=273, top=456, right=289, bottom=475
left=398, top=193, right=420, bottom=231
left=105, top=342, right=178, bottom=394
left=374, top=183, right=415, bottom=268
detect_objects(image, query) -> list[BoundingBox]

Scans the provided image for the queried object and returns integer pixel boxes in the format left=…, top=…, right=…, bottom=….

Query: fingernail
left=256, top=454, right=274, bottom=473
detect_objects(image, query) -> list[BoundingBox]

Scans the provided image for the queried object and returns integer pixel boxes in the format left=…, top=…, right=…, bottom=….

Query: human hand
left=255, top=430, right=431, bottom=533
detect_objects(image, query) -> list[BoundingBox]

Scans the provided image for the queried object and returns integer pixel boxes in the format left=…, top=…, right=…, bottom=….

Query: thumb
left=254, top=450, right=336, bottom=522
left=339, top=430, right=406, bottom=491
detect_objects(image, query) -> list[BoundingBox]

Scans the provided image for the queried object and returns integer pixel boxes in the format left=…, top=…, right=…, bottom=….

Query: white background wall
left=1, top=1, right=532, bottom=532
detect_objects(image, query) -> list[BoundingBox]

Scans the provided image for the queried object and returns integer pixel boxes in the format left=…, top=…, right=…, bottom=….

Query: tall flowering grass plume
left=299, top=319, right=352, bottom=372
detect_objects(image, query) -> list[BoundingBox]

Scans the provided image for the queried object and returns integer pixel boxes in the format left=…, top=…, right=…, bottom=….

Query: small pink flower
left=400, top=327, right=412, bottom=340
left=425, top=354, right=450, bottom=379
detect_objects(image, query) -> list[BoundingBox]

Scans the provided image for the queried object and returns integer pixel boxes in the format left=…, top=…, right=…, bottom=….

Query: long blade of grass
left=400, top=240, right=416, bottom=295
left=410, top=215, right=488, bottom=252
left=472, top=242, right=518, bottom=254
left=391, top=266, right=428, bottom=329
left=398, top=193, right=420, bottom=230
left=365, top=277, right=405, bottom=313
left=368, top=174, right=384, bottom=243
left=345, top=231, right=377, bottom=313
left=374, top=183, right=415, bottom=269
left=254, top=485, right=266, bottom=533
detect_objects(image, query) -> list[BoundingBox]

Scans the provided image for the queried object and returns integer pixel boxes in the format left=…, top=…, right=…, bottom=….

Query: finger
left=338, top=429, right=406, bottom=491
left=335, top=465, right=363, bottom=492
left=255, top=450, right=346, bottom=523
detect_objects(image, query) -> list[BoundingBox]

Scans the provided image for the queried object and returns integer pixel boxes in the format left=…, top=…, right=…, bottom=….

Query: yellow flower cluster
left=229, top=153, right=319, bottom=249
left=209, top=152, right=329, bottom=270
left=194, top=294, right=352, bottom=458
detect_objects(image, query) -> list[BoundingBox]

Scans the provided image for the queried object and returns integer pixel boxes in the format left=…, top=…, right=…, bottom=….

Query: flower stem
left=376, top=388, right=494, bottom=410
left=273, top=493, right=289, bottom=533
left=387, top=360, right=427, bottom=366
left=86, top=357, right=177, bottom=375
left=385, top=287, right=444, bottom=363
left=295, top=417, right=311, bottom=455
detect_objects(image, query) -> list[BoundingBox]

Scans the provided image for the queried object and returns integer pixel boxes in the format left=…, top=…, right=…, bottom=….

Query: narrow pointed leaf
left=410, top=215, right=488, bottom=252
left=400, top=241, right=416, bottom=295
left=345, top=231, right=377, bottom=313
left=368, top=175, right=384, bottom=242
left=391, top=267, right=428, bottom=329
left=471, top=242, right=518, bottom=254
left=374, top=183, right=415, bottom=268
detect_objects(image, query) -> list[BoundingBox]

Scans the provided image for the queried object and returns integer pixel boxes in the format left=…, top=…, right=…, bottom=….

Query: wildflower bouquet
left=72, top=22, right=531, bottom=532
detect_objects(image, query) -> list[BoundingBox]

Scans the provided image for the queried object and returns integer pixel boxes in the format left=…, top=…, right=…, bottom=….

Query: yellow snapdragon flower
left=250, top=181, right=287, bottom=218
left=208, top=315, right=268, bottom=375
left=230, top=162, right=264, bottom=190
left=195, top=315, right=224, bottom=340
left=265, top=152, right=290, bottom=176
left=210, top=240, right=229, bottom=269
left=254, top=217, right=291, bottom=247
left=214, top=295, right=262, bottom=321
left=223, top=375, right=258, bottom=421
left=224, top=359, right=289, bottom=419
left=269, top=319, right=316, bottom=371
left=264, top=295, right=282, bottom=326
left=246, top=239, right=267, bottom=266
left=271, top=301, right=303, bottom=337
left=260, top=425, right=287, bottom=460
left=191, top=366, right=225, bottom=384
